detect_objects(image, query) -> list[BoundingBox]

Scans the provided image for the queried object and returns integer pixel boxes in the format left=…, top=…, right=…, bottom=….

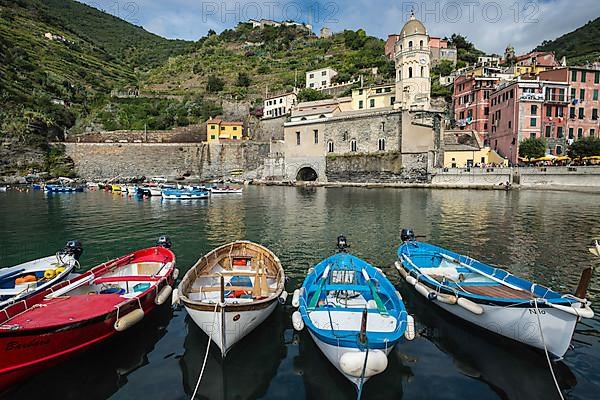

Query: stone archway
left=296, top=166, right=318, bottom=182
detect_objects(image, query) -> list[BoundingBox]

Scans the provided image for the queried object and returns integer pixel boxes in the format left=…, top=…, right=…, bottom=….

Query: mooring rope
left=190, top=301, right=220, bottom=399
left=533, top=298, right=564, bottom=400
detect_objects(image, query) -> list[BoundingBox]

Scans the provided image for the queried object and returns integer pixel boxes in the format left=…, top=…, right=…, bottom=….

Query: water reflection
left=408, top=288, right=577, bottom=400
left=181, top=310, right=286, bottom=400
left=4, top=304, right=173, bottom=400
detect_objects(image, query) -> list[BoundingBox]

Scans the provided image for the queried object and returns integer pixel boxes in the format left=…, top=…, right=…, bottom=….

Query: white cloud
left=77, top=0, right=599, bottom=54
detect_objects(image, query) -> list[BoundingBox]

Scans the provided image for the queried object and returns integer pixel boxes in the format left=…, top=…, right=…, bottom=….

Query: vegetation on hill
left=535, top=17, right=600, bottom=65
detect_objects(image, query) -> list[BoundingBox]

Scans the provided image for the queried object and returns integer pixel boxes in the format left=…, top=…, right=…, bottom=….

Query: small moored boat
left=396, top=229, right=595, bottom=358
left=0, top=237, right=177, bottom=390
left=176, top=241, right=286, bottom=357
left=210, top=186, right=243, bottom=194
left=162, top=188, right=210, bottom=200
left=292, top=236, right=413, bottom=391
left=0, top=241, right=83, bottom=309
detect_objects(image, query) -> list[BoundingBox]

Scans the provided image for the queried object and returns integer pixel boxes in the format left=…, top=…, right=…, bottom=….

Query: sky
left=79, top=0, right=599, bottom=55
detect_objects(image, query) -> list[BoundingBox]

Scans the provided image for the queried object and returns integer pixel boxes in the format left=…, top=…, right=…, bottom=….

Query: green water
left=0, top=187, right=599, bottom=399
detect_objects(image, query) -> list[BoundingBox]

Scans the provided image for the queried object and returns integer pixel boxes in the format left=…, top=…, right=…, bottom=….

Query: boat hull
left=184, top=299, right=278, bottom=356
left=309, top=331, right=392, bottom=388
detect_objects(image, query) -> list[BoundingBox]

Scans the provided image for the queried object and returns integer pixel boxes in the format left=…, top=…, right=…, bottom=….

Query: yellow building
left=351, top=84, right=396, bottom=111
left=207, top=118, right=244, bottom=143
left=444, top=145, right=507, bottom=168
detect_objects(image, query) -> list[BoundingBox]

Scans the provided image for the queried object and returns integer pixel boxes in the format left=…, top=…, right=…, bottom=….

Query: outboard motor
left=62, top=240, right=83, bottom=260
left=157, top=236, right=172, bottom=249
left=337, top=235, right=349, bottom=252
left=400, top=228, right=416, bottom=243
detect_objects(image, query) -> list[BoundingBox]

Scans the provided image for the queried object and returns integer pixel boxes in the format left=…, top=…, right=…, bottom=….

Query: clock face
left=419, top=57, right=427, bottom=65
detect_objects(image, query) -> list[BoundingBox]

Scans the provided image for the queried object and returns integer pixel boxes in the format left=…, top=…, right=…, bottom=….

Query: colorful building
left=206, top=118, right=244, bottom=143
left=513, top=51, right=561, bottom=77
left=351, top=83, right=396, bottom=111
left=263, top=92, right=297, bottom=119
left=453, top=75, right=500, bottom=143
left=444, top=144, right=507, bottom=168
left=429, top=36, right=457, bottom=66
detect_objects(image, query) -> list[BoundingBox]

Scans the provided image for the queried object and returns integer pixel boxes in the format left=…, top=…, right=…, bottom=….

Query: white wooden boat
left=397, top=229, right=595, bottom=358
left=176, top=241, right=286, bottom=357
left=0, top=241, right=83, bottom=309
left=210, top=186, right=243, bottom=194
left=0, top=186, right=8, bottom=192
left=161, top=189, right=209, bottom=200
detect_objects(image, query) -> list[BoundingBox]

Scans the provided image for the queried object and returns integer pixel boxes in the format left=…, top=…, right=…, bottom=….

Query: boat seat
left=93, top=275, right=160, bottom=284
left=309, top=310, right=397, bottom=333
left=134, top=262, right=165, bottom=275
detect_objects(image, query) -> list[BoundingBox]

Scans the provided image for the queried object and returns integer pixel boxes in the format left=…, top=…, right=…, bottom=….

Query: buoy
left=457, top=297, right=484, bottom=315
left=173, top=268, right=180, bottom=280
left=404, top=315, right=415, bottom=340
left=44, top=269, right=56, bottom=280
left=414, top=282, right=431, bottom=298
left=278, top=290, right=288, bottom=305
left=549, top=302, right=594, bottom=319
left=291, top=288, right=301, bottom=308
left=155, top=285, right=173, bottom=305
left=340, top=349, right=388, bottom=378
left=114, top=309, right=144, bottom=331
left=436, top=292, right=458, bottom=305
left=23, top=274, right=37, bottom=283
left=292, top=310, right=304, bottom=331
left=171, top=288, right=180, bottom=306
left=394, top=261, right=407, bottom=278
left=55, top=267, right=66, bottom=275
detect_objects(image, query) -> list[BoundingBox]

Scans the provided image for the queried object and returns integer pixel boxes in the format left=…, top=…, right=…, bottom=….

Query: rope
left=533, top=298, right=564, bottom=400
left=356, top=346, right=369, bottom=400
left=190, top=301, right=220, bottom=399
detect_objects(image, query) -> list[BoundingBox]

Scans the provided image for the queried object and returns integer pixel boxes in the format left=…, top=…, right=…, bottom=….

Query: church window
left=408, top=67, right=413, bottom=78
left=351, top=140, right=357, bottom=152
left=378, top=138, right=385, bottom=151
left=408, top=41, right=413, bottom=49
left=421, top=66, right=424, bottom=77
left=328, top=141, right=334, bottom=153
left=419, top=40, right=423, bottom=48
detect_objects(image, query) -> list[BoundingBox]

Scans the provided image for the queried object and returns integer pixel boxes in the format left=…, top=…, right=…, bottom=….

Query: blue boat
left=44, top=185, right=84, bottom=193
left=291, top=236, right=413, bottom=392
left=161, top=188, right=210, bottom=200
left=396, top=229, right=595, bottom=358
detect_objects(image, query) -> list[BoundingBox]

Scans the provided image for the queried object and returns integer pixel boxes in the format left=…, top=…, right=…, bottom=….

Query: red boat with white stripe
left=0, top=236, right=177, bottom=392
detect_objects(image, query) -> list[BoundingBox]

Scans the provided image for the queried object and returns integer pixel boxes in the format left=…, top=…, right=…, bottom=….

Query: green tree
left=431, top=60, right=455, bottom=77
left=236, top=72, right=251, bottom=87
left=297, top=88, right=332, bottom=102
left=568, top=136, right=600, bottom=158
left=519, top=137, right=547, bottom=159
left=207, top=75, right=224, bottom=92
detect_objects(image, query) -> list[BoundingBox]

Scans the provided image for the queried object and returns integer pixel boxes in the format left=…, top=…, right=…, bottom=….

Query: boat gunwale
left=178, top=240, right=285, bottom=309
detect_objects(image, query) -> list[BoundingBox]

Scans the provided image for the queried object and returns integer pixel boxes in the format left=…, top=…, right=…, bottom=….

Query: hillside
left=534, top=17, right=600, bottom=65
left=141, top=25, right=395, bottom=101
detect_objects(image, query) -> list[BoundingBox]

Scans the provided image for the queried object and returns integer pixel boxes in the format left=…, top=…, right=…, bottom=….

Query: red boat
left=0, top=237, right=178, bottom=392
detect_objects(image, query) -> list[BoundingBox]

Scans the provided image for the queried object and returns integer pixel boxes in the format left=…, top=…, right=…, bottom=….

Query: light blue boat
left=396, top=228, right=595, bottom=358
left=291, top=236, right=413, bottom=392
left=161, top=188, right=210, bottom=200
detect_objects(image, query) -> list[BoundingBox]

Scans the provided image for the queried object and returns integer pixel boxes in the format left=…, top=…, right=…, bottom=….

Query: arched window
left=408, top=40, right=413, bottom=49
left=408, top=67, right=413, bottom=78
left=421, top=66, right=424, bottom=77
left=419, top=40, right=423, bottom=48
left=556, top=145, right=563, bottom=155
left=328, top=141, right=334, bottom=153
left=378, top=138, right=385, bottom=151
left=342, top=131, right=348, bottom=141
left=319, top=114, right=326, bottom=118
left=350, top=139, right=357, bottom=152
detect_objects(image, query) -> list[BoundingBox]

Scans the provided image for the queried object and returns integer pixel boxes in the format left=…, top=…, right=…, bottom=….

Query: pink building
left=488, top=77, right=570, bottom=164
left=539, top=67, right=600, bottom=142
left=453, top=75, right=499, bottom=143
left=385, top=34, right=400, bottom=60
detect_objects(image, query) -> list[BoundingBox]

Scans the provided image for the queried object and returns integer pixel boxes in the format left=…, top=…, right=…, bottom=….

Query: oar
left=361, top=268, right=388, bottom=316
left=438, top=253, right=522, bottom=291
left=308, top=265, right=330, bottom=309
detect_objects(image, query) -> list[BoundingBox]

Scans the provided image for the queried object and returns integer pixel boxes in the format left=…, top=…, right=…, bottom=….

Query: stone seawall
left=518, top=166, right=600, bottom=188
left=431, top=167, right=512, bottom=187
left=325, top=152, right=429, bottom=183
left=62, top=142, right=269, bottom=180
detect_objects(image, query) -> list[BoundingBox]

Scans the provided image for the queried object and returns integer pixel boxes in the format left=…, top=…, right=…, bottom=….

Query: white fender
left=414, top=282, right=431, bottom=298
left=171, top=288, right=180, bottom=306
left=457, top=297, right=484, bottom=315
left=114, top=309, right=144, bottom=331
left=173, top=268, right=180, bottom=280
left=436, top=293, right=458, bottom=305
left=340, top=349, right=388, bottom=378
left=406, top=275, right=418, bottom=286
left=278, top=290, right=288, bottom=305
left=404, top=314, right=415, bottom=340
left=155, top=285, right=173, bottom=305
left=292, top=310, right=304, bottom=331
left=291, top=288, right=301, bottom=308
left=394, top=261, right=407, bottom=278
left=549, top=302, right=594, bottom=319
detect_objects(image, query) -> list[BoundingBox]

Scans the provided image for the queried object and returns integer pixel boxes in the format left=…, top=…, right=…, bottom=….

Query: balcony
left=544, top=94, right=569, bottom=104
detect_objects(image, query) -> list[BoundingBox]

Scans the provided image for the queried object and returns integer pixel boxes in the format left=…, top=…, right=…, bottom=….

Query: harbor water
left=0, top=186, right=599, bottom=399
